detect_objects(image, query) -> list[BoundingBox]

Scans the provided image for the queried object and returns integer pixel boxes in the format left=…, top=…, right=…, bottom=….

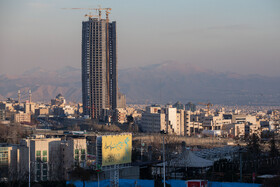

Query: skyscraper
left=81, top=9, right=117, bottom=119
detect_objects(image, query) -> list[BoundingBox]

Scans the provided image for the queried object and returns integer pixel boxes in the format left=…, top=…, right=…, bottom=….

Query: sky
left=0, top=0, right=280, bottom=76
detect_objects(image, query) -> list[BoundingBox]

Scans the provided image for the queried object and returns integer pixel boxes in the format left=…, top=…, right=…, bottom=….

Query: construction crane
left=61, top=7, right=112, bottom=20
left=198, top=102, right=213, bottom=115
left=84, top=13, right=98, bottom=19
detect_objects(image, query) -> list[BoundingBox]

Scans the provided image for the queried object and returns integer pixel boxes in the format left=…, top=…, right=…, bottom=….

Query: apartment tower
left=81, top=9, right=117, bottom=119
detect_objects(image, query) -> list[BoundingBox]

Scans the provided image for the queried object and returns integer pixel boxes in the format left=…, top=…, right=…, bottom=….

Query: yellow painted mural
left=102, top=134, right=132, bottom=166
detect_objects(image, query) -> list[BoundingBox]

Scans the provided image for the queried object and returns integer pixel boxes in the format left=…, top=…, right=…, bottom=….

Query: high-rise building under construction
left=81, top=9, right=117, bottom=119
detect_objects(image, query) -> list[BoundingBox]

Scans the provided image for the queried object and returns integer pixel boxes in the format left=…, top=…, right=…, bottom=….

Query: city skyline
left=0, top=0, right=280, bottom=76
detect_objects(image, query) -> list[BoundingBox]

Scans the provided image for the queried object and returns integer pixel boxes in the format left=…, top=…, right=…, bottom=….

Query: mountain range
left=1, top=62, right=280, bottom=105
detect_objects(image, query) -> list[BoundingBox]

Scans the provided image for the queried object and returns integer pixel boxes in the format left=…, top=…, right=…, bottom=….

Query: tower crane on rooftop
left=62, top=7, right=112, bottom=20
left=198, top=102, right=213, bottom=115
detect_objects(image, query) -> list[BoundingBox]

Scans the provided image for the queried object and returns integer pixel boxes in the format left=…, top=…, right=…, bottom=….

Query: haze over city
left=1, top=1, right=280, bottom=187
left=1, top=0, right=280, bottom=76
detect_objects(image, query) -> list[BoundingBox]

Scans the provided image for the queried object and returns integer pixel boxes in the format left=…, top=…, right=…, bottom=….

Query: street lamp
left=29, top=140, right=31, bottom=187
left=239, top=147, right=246, bottom=182
left=160, top=130, right=166, bottom=187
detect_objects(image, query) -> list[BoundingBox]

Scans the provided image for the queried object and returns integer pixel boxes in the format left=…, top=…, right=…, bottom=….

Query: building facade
left=82, top=14, right=117, bottom=120
left=18, top=136, right=87, bottom=182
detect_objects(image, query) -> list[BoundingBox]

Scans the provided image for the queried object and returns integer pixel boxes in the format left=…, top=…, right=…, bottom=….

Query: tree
left=127, top=115, right=134, bottom=124
left=246, top=133, right=261, bottom=158
left=269, top=133, right=279, bottom=157
left=69, top=166, right=91, bottom=187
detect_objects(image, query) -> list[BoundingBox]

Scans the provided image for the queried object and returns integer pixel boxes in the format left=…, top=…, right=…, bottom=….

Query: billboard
left=102, top=134, right=132, bottom=166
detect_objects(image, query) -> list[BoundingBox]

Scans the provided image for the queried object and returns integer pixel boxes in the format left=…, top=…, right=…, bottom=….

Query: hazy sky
left=0, top=0, right=280, bottom=76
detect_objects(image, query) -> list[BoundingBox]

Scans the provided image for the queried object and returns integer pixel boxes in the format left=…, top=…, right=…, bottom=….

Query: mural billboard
left=102, top=134, right=132, bottom=166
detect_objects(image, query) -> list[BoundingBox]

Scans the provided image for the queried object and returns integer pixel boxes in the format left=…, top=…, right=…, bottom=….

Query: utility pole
left=239, top=151, right=242, bottom=182
left=162, top=134, right=166, bottom=187
left=239, top=147, right=246, bottom=182
left=29, top=140, right=31, bottom=187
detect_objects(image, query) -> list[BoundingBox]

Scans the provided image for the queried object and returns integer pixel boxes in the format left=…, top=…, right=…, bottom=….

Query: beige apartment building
left=115, top=108, right=127, bottom=124
left=185, top=110, right=204, bottom=136
left=19, top=137, right=62, bottom=181
left=232, top=114, right=257, bottom=124
left=35, top=108, right=49, bottom=116
left=17, top=136, right=87, bottom=182
left=11, top=111, right=31, bottom=123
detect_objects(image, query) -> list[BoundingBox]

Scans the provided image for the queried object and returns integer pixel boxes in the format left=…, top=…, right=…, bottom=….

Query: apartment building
left=140, top=106, right=166, bottom=133
left=11, top=111, right=31, bottom=123
left=0, top=144, right=19, bottom=180
left=62, top=138, right=87, bottom=179
left=17, top=136, right=87, bottom=182
left=140, top=106, right=186, bottom=135
left=114, top=108, right=127, bottom=124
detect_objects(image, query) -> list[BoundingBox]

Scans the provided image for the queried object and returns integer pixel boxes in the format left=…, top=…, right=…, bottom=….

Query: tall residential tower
left=81, top=9, right=117, bottom=119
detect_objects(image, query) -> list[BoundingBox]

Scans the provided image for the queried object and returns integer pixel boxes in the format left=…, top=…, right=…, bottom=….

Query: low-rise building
left=115, top=108, right=127, bottom=124
left=11, top=112, right=31, bottom=123
left=140, top=106, right=166, bottom=133
left=35, top=108, right=49, bottom=116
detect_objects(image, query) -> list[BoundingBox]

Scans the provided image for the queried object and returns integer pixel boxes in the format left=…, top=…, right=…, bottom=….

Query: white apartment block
left=141, top=106, right=186, bottom=135
left=232, top=114, right=257, bottom=125
left=140, top=106, right=166, bottom=133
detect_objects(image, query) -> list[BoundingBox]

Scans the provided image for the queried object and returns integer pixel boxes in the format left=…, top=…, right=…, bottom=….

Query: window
left=81, top=154, right=86, bottom=161
left=36, top=150, right=41, bottom=162
left=36, top=163, right=40, bottom=170
left=75, top=155, right=79, bottom=161
left=81, top=149, right=86, bottom=161
left=42, top=157, right=47, bottom=162
left=36, top=151, right=41, bottom=156
left=43, top=150, right=47, bottom=156
left=36, top=175, right=41, bottom=181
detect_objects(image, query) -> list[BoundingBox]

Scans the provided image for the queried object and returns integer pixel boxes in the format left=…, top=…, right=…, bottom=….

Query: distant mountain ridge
left=119, top=62, right=280, bottom=105
left=0, top=66, right=81, bottom=103
left=1, top=62, right=280, bottom=105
